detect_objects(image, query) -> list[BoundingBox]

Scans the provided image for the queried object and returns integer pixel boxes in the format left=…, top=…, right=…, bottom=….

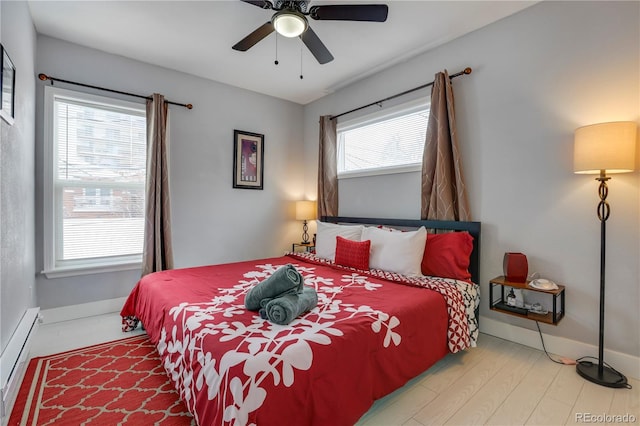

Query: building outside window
left=43, top=87, right=146, bottom=277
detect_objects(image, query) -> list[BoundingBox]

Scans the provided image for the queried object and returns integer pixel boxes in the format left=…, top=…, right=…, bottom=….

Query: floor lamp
left=573, top=121, right=636, bottom=389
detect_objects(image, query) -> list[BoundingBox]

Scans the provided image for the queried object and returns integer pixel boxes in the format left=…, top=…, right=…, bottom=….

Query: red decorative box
left=503, top=252, right=528, bottom=283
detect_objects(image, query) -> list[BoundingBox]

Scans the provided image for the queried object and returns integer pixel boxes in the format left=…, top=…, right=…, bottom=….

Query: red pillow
left=421, top=232, right=473, bottom=281
left=334, top=236, right=371, bottom=270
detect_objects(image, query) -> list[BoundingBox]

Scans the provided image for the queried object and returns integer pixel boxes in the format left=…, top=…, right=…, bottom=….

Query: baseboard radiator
left=0, top=307, right=40, bottom=421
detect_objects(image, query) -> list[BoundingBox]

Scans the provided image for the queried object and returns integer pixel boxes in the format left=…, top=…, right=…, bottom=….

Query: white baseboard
left=479, top=315, right=640, bottom=380
left=40, top=297, right=127, bottom=324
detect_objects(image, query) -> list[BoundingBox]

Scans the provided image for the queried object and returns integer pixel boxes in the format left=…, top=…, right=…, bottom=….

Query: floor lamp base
left=576, top=360, right=628, bottom=388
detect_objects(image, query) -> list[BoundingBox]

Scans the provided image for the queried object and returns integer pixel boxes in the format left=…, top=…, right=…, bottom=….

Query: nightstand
left=489, top=275, right=565, bottom=325
left=292, top=243, right=315, bottom=253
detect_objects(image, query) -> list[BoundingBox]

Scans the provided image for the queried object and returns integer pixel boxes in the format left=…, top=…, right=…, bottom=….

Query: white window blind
left=337, top=98, right=430, bottom=178
left=44, top=87, right=146, bottom=276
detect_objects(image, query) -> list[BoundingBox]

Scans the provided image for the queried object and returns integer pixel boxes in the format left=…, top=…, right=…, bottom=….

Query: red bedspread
left=121, top=255, right=476, bottom=426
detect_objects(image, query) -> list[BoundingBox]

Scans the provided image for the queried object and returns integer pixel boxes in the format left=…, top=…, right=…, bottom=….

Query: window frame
left=336, top=97, right=430, bottom=179
left=42, top=86, right=146, bottom=278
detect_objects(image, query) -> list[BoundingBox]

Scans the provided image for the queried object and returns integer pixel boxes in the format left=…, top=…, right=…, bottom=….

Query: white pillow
left=361, top=226, right=427, bottom=276
left=315, top=221, right=364, bottom=261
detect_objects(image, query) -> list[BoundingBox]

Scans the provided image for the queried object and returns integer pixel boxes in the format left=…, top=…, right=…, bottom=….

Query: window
left=337, top=98, right=429, bottom=178
left=43, top=87, right=146, bottom=277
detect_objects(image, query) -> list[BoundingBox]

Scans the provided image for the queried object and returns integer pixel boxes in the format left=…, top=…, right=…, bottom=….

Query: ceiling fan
left=232, top=0, right=389, bottom=64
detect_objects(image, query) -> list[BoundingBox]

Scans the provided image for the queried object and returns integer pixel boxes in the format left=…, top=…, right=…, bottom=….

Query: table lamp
left=295, top=200, right=316, bottom=244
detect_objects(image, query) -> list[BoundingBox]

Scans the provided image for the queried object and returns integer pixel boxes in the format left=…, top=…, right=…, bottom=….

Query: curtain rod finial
left=186, top=104, right=193, bottom=110
left=464, top=67, right=472, bottom=74
left=38, top=73, right=49, bottom=81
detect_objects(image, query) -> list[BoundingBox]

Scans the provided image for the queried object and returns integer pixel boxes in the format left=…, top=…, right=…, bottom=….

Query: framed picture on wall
left=0, top=44, right=16, bottom=125
left=233, top=130, right=264, bottom=190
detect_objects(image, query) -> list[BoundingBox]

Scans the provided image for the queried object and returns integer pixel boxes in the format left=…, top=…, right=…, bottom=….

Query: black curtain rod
left=38, top=73, right=193, bottom=110
left=330, top=67, right=472, bottom=121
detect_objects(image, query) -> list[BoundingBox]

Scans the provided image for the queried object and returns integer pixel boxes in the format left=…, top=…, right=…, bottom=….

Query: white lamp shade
left=295, top=200, right=316, bottom=220
left=273, top=12, right=307, bottom=38
left=574, top=121, right=637, bottom=174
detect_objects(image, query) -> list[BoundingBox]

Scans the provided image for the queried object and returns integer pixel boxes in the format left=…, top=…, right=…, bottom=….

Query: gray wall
left=0, top=1, right=37, bottom=351
left=34, top=37, right=305, bottom=309
left=303, top=1, right=639, bottom=358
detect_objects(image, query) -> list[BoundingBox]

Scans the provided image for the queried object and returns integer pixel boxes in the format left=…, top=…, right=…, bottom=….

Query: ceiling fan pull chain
left=300, top=44, right=304, bottom=79
left=274, top=33, right=279, bottom=65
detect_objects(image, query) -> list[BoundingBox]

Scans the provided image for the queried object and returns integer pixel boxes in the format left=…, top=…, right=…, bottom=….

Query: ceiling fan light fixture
left=273, top=11, right=308, bottom=37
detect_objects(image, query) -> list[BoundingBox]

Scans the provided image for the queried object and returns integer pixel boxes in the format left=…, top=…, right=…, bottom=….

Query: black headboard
left=321, top=216, right=481, bottom=284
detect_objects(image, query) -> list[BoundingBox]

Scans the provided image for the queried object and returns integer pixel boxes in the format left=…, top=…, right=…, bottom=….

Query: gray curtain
left=317, top=115, right=338, bottom=218
left=421, top=71, right=471, bottom=221
left=142, top=94, right=174, bottom=276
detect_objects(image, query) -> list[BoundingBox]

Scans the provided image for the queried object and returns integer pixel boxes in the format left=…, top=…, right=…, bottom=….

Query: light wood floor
left=30, top=313, right=639, bottom=426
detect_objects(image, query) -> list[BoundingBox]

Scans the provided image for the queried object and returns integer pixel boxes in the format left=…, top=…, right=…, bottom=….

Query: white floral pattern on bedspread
left=141, top=256, right=479, bottom=426
left=157, top=263, right=406, bottom=425
left=288, top=251, right=480, bottom=352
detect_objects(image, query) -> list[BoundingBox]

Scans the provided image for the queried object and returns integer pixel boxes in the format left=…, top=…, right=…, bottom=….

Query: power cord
left=536, top=322, right=633, bottom=389
left=528, top=271, right=541, bottom=280
left=535, top=321, right=576, bottom=365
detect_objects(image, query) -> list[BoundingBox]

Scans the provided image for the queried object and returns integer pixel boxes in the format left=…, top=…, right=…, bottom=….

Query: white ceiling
left=27, top=0, right=537, bottom=105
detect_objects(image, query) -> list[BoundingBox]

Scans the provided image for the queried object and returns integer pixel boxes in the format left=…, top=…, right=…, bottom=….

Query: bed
left=121, top=216, right=481, bottom=426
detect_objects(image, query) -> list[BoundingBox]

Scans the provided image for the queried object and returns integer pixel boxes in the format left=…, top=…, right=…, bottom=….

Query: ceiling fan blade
left=232, top=22, right=275, bottom=51
left=309, top=4, right=388, bottom=22
left=240, top=0, right=273, bottom=9
left=300, top=26, right=334, bottom=64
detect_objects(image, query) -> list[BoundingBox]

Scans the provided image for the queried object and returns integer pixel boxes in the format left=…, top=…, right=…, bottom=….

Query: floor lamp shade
left=573, top=121, right=636, bottom=389
left=574, top=121, right=636, bottom=174
left=295, top=201, right=316, bottom=244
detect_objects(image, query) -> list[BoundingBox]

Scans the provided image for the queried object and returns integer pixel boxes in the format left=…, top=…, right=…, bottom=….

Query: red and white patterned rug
left=9, top=335, right=193, bottom=425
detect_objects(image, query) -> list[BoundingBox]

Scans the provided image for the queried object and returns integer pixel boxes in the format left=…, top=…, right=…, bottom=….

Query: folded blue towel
left=259, top=287, right=318, bottom=325
left=244, top=264, right=304, bottom=311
